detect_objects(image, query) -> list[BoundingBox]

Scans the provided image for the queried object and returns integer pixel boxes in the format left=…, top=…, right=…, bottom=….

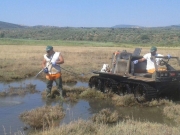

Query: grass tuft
left=20, top=105, right=65, bottom=129
left=146, top=99, right=174, bottom=107
left=91, top=108, right=119, bottom=124
left=112, top=94, right=136, bottom=106
left=163, top=104, right=180, bottom=124
left=79, top=88, right=107, bottom=99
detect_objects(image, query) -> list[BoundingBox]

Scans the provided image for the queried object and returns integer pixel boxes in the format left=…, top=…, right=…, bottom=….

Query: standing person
left=42, top=45, right=65, bottom=98
left=133, top=46, right=171, bottom=73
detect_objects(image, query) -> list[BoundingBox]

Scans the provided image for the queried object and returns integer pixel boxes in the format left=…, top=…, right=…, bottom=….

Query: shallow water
left=0, top=78, right=177, bottom=134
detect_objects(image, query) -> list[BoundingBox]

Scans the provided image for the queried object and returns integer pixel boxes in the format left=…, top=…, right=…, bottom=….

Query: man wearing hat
left=42, top=45, right=65, bottom=98
left=133, top=46, right=171, bottom=73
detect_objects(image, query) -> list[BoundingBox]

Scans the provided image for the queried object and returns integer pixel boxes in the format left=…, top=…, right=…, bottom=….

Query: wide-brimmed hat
left=150, top=46, right=157, bottom=52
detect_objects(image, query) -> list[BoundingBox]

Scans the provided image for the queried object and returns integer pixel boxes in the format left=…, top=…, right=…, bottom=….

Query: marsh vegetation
left=1, top=45, right=180, bottom=134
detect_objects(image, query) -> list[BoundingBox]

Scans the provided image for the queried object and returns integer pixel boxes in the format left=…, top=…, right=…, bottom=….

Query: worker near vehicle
left=42, top=45, right=65, bottom=98
left=133, top=46, right=171, bottom=73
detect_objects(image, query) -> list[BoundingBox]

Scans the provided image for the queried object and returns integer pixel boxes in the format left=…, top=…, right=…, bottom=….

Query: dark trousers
left=46, top=76, right=63, bottom=94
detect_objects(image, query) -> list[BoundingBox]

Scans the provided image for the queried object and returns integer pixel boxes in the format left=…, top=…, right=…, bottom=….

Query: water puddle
left=0, top=78, right=177, bottom=134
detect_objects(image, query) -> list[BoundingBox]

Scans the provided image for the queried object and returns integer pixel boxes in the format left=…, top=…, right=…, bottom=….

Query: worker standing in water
left=42, top=45, right=65, bottom=98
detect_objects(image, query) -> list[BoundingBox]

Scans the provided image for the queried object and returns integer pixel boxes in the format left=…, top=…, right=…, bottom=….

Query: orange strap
left=46, top=73, right=61, bottom=80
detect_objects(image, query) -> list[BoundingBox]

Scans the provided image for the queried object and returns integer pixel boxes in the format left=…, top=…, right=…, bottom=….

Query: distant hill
left=0, top=21, right=180, bottom=46
left=169, top=25, right=180, bottom=28
left=112, top=24, right=143, bottom=28
left=0, top=20, right=180, bottom=29
left=113, top=24, right=180, bottom=28
left=0, top=21, right=27, bottom=29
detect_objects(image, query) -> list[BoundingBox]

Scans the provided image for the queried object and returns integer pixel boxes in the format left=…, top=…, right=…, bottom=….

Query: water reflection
left=88, top=99, right=115, bottom=114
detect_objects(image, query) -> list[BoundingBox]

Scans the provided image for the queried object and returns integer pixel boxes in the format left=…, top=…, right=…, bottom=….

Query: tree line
left=0, top=26, right=180, bottom=46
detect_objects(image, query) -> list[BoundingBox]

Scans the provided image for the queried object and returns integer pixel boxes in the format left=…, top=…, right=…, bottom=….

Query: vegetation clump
left=41, top=86, right=87, bottom=101
left=112, top=94, right=136, bottom=106
left=41, top=87, right=111, bottom=102
left=79, top=88, right=107, bottom=99
left=163, top=104, right=180, bottom=124
left=20, top=105, right=65, bottom=129
left=31, top=119, right=180, bottom=135
left=91, top=108, right=119, bottom=124
left=146, top=99, right=174, bottom=107
left=0, top=83, right=38, bottom=97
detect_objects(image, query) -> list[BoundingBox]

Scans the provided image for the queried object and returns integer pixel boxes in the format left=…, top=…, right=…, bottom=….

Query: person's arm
left=42, top=58, right=46, bottom=68
left=133, top=56, right=146, bottom=64
left=55, top=54, right=64, bottom=64
left=138, top=57, right=146, bottom=62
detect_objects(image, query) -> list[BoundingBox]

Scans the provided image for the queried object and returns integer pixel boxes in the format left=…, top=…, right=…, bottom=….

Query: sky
left=0, top=0, right=180, bottom=27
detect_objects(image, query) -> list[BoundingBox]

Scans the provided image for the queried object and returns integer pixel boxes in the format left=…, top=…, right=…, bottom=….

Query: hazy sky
left=1, top=0, right=180, bottom=27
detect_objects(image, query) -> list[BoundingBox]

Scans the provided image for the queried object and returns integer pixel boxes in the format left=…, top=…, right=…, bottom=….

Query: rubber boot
left=58, top=89, right=65, bottom=99
left=55, top=76, right=65, bottom=98
left=46, top=93, right=51, bottom=98
left=46, top=79, right=53, bottom=98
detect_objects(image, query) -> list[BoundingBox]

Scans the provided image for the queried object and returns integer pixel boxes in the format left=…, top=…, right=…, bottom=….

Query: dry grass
left=20, top=105, right=65, bottom=129
left=111, top=94, right=175, bottom=107
left=163, top=104, right=180, bottom=124
left=79, top=88, right=109, bottom=99
left=41, top=86, right=111, bottom=102
left=31, top=119, right=180, bottom=135
left=91, top=108, right=120, bottom=124
left=41, top=86, right=87, bottom=102
left=112, top=94, right=137, bottom=106
left=146, top=99, right=174, bottom=107
left=1, top=45, right=180, bottom=82
left=41, top=87, right=175, bottom=108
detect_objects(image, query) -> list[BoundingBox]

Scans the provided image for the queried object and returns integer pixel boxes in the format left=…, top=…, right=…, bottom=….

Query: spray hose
left=35, top=66, right=94, bottom=78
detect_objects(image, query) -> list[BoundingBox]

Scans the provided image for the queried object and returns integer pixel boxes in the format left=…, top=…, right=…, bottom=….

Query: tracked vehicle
left=89, top=48, right=180, bottom=102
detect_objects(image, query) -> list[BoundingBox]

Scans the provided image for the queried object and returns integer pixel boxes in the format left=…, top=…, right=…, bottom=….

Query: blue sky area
left=1, top=0, right=180, bottom=27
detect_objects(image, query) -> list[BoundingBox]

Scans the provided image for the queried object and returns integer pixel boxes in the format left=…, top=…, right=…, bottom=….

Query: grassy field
left=1, top=38, right=180, bottom=47
left=0, top=44, right=180, bottom=82
left=0, top=38, right=129, bottom=46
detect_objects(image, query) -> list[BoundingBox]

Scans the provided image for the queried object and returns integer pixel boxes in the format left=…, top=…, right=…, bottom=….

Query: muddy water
left=0, top=78, right=176, bottom=134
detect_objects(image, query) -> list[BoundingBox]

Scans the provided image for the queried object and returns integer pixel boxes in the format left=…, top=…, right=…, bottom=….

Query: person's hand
left=43, top=67, right=48, bottom=73
left=133, top=60, right=138, bottom=64
left=167, top=54, right=171, bottom=59
left=51, top=61, right=56, bottom=67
